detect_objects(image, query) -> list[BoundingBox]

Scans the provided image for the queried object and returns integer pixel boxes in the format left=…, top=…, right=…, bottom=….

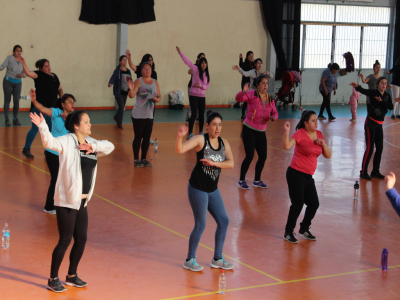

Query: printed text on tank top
left=201, top=137, right=225, bottom=181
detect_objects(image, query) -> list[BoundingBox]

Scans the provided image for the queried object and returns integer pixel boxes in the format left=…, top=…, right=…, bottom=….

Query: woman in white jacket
left=30, top=110, right=114, bottom=293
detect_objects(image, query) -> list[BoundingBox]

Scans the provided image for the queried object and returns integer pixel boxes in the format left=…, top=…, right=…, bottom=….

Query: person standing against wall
left=0, top=45, right=25, bottom=126
left=128, top=62, right=161, bottom=167
left=19, top=56, right=63, bottom=159
left=108, top=55, right=132, bottom=129
left=176, top=46, right=210, bottom=139
left=282, top=111, right=331, bottom=243
left=318, top=63, right=339, bottom=121
left=232, top=58, right=273, bottom=89
left=386, top=58, right=400, bottom=119
left=235, top=76, right=278, bottom=190
left=238, top=51, right=254, bottom=120
left=360, top=60, right=383, bottom=114
left=186, top=53, right=205, bottom=123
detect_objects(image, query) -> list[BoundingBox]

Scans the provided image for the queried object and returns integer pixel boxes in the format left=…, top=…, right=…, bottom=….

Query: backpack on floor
left=169, top=90, right=185, bottom=110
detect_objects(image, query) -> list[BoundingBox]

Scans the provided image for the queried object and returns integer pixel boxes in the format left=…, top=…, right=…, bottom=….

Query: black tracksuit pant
left=361, top=117, right=383, bottom=175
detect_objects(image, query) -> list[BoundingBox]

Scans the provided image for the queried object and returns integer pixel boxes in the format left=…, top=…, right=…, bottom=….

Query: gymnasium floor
left=1, top=105, right=400, bottom=300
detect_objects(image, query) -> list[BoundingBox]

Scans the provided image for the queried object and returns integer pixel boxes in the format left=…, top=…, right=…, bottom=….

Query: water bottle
left=218, top=270, right=226, bottom=295
left=2, top=223, right=10, bottom=249
left=154, top=138, right=158, bottom=153
left=231, top=99, right=234, bottom=108
left=353, top=181, right=359, bottom=200
left=342, top=97, right=345, bottom=105
left=381, top=248, right=389, bottom=270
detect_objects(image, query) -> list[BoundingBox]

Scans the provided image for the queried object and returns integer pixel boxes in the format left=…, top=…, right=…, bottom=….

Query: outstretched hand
left=315, top=138, right=325, bottom=146
left=284, top=121, right=290, bottom=132
left=176, top=46, right=181, bottom=54
left=29, top=88, right=37, bottom=103
left=200, top=158, right=217, bottom=167
left=374, top=96, right=382, bottom=102
left=177, top=125, right=188, bottom=138
left=125, top=49, right=131, bottom=59
left=359, top=73, right=364, bottom=79
left=30, top=112, right=44, bottom=127
left=263, top=71, right=269, bottom=75
left=385, top=171, right=396, bottom=191
left=349, top=82, right=358, bottom=88
left=243, top=83, right=250, bottom=93
left=232, top=65, right=239, bottom=71
left=78, top=143, right=93, bottom=154
left=239, top=53, right=243, bottom=58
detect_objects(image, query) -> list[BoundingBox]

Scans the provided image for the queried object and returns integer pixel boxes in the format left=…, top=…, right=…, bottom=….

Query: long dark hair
left=245, top=51, right=254, bottom=63
left=139, top=54, right=155, bottom=71
left=198, top=57, right=210, bottom=83
left=53, top=94, right=76, bottom=110
left=35, top=59, right=49, bottom=70
left=13, top=45, right=22, bottom=52
left=296, top=110, right=317, bottom=130
left=65, top=110, right=87, bottom=133
left=206, top=110, right=222, bottom=124
left=196, top=53, right=205, bottom=65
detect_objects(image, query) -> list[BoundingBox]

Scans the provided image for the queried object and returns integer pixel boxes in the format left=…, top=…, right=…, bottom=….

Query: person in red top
left=282, top=110, right=332, bottom=243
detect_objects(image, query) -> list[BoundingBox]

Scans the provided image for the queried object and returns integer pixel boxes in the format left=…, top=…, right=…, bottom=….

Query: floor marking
left=0, top=149, right=282, bottom=283
left=161, top=265, right=400, bottom=300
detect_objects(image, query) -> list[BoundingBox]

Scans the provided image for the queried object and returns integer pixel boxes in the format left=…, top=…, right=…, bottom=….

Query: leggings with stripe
left=361, top=118, right=383, bottom=174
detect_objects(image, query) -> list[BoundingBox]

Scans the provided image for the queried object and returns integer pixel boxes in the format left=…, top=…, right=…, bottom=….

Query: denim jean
left=24, top=106, right=52, bottom=149
left=187, top=183, right=229, bottom=260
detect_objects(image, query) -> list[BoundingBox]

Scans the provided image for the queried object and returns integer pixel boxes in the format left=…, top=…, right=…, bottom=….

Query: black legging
left=241, top=81, right=248, bottom=118
left=361, top=118, right=383, bottom=175
left=114, top=95, right=128, bottom=126
left=240, top=125, right=267, bottom=181
left=318, top=91, right=334, bottom=118
left=132, top=117, right=154, bottom=160
left=44, top=151, right=59, bottom=211
left=188, top=95, right=205, bottom=135
left=285, top=166, right=319, bottom=234
left=50, top=200, right=88, bottom=278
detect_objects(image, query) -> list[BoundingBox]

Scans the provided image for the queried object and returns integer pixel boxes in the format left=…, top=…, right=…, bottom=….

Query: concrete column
left=117, top=23, right=128, bottom=62
left=266, top=31, right=277, bottom=94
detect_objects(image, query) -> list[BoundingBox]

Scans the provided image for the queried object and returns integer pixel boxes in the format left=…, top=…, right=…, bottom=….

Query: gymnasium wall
left=0, top=0, right=268, bottom=110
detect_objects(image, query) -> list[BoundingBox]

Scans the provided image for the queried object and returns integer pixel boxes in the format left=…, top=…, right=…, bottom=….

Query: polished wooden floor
left=1, top=114, right=400, bottom=300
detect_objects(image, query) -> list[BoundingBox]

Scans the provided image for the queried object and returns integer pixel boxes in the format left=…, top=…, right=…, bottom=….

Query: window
left=300, top=4, right=391, bottom=69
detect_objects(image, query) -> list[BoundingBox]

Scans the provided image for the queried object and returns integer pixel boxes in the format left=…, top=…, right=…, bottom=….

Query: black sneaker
left=22, top=148, right=34, bottom=159
left=5, top=119, right=10, bottom=127
left=318, top=115, right=326, bottom=120
left=134, top=159, right=143, bottom=167
left=47, top=277, right=67, bottom=293
left=13, top=119, right=21, bottom=126
left=328, top=116, right=336, bottom=121
left=141, top=159, right=152, bottom=167
left=65, top=274, right=88, bottom=288
left=360, top=173, right=372, bottom=180
left=283, top=233, right=298, bottom=244
left=371, top=171, right=385, bottom=179
left=299, top=229, right=316, bottom=240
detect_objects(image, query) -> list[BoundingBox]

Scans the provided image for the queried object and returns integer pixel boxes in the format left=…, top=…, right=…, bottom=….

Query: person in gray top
left=128, top=62, right=161, bottom=167
left=0, top=45, right=26, bottom=126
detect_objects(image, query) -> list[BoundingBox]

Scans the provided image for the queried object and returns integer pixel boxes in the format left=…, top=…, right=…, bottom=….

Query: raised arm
left=350, top=82, right=374, bottom=97
left=282, top=121, right=296, bottom=150
left=176, top=47, right=197, bottom=72
left=31, top=113, right=64, bottom=153
left=264, top=71, right=274, bottom=79
left=235, top=83, right=250, bottom=103
left=175, top=125, right=203, bottom=154
left=239, top=54, right=244, bottom=68
left=201, top=139, right=234, bottom=169
left=359, top=73, right=369, bottom=84
left=128, top=79, right=141, bottom=98
left=30, top=89, right=52, bottom=117
left=18, top=56, right=38, bottom=79
left=239, top=68, right=256, bottom=79
left=126, top=49, right=137, bottom=72
left=90, top=139, right=115, bottom=157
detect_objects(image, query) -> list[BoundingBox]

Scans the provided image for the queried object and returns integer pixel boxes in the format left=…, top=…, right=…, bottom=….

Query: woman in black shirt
left=19, top=57, right=63, bottom=159
left=175, top=111, right=234, bottom=272
left=239, top=51, right=254, bottom=119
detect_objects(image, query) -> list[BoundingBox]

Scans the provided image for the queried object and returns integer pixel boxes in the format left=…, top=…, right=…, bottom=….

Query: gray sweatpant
left=3, top=78, right=22, bottom=120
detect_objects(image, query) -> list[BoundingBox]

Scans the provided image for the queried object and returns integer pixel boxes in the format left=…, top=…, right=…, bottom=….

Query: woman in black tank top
left=175, top=111, right=235, bottom=272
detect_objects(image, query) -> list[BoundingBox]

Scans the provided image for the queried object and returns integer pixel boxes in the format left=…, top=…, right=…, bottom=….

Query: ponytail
left=296, top=110, right=317, bottom=131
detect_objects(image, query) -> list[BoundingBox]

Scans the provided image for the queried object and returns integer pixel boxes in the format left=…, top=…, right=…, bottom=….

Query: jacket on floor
left=235, top=89, right=278, bottom=131
left=38, top=120, right=115, bottom=210
left=355, top=85, right=393, bottom=122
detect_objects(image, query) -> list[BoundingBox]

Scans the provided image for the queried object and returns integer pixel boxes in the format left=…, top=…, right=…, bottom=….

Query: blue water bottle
left=381, top=248, right=388, bottom=270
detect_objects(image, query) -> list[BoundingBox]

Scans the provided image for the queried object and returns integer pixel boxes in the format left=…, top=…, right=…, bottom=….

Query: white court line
left=383, top=121, right=400, bottom=148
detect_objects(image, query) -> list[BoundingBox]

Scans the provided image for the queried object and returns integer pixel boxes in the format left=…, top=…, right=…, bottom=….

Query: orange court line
left=0, top=149, right=283, bottom=283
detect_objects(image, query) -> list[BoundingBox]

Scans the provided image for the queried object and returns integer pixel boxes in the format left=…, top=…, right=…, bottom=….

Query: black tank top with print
left=189, top=133, right=225, bottom=193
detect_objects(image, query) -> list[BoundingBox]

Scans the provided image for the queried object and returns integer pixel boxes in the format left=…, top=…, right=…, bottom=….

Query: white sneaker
left=183, top=257, right=204, bottom=272
left=210, top=257, right=234, bottom=270
left=44, top=209, right=56, bottom=215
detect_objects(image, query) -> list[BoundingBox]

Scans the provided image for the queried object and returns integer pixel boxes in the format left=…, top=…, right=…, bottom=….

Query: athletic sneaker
left=283, top=233, right=298, bottom=244
left=22, top=148, right=34, bottom=159
left=371, top=171, right=385, bottom=179
left=13, top=119, right=21, bottom=126
left=47, top=277, right=67, bottom=293
left=328, top=116, right=336, bottom=121
left=238, top=180, right=250, bottom=190
left=150, top=138, right=154, bottom=144
left=318, top=115, right=326, bottom=120
left=65, top=274, right=88, bottom=288
left=360, top=173, right=372, bottom=180
left=210, top=257, right=234, bottom=270
left=134, top=160, right=144, bottom=167
left=141, top=159, right=152, bottom=167
left=349, top=119, right=357, bottom=122
left=5, top=119, right=10, bottom=127
left=187, top=133, right=194, bottom=140
left=253, top=181, right=268, bottom=188
left=299, top=229, right=316, bottom=240
left=391, top=115, right=396, bottom=119
left=183, top=257, right=204, bottom=272
left=44, top=209, right=56, bottom=215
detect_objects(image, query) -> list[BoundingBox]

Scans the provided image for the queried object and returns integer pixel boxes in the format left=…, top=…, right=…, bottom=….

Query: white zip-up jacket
left=38, top=120, right=115, bottom=210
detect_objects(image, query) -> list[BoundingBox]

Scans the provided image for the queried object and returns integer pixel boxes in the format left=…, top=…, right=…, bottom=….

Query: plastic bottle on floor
left=154, top=138, right=158, bottom=153
left=353, top=181, right=359, bottom=200
left=218, top=270, right=226, bottom=294
left=381, top=248, right=388, bottom=270
left=2, top=223, right=10, bottom=249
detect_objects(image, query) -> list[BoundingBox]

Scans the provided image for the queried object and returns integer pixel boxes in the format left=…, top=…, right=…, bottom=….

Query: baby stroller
left=275, top=71, right=302, bottom=111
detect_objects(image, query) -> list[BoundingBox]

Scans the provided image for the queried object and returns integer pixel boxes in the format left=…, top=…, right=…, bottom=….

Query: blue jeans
left=24, top=106, right=52, bottom=150
left=187, top=183, right=229, bottom=260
